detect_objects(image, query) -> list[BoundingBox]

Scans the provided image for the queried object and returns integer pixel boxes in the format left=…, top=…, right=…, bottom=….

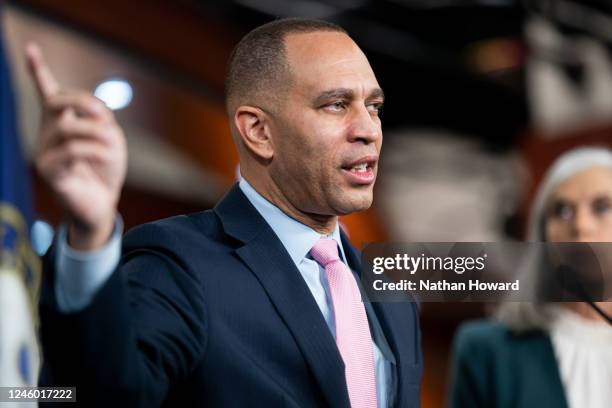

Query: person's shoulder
left=456, top=319, right=510, bottom=341
left=453, top=319, right=516, bottom=357
left=150, top=209, right=220, bottom=234
left=122, top=209, right=223, bottom=250
left=455, top=318, right=551, bottom=359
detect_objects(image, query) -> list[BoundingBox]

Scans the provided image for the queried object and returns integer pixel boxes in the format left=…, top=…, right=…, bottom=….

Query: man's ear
left=234, top=106, right=274, bottom=161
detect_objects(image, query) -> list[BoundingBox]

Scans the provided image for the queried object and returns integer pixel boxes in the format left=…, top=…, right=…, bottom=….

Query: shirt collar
left=238, top=178, right=347, bottom=266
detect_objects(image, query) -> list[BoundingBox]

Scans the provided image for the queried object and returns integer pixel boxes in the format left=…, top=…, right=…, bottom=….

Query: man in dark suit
left=27, top=18, right=422, bottom=407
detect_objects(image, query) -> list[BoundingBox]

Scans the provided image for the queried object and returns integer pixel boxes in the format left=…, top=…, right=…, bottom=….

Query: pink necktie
left=310, top=238, right=378, bottom=408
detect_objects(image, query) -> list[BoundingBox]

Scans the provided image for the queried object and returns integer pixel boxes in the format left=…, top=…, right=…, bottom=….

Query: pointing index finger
left=25, top=42, right=60, bottom=101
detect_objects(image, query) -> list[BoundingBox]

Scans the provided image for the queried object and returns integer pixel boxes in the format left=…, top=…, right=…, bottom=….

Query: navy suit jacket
left=39, top=184, right=422, bottom=407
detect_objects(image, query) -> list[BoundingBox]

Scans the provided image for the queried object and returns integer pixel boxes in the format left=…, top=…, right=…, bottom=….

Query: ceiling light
left=94, top=78, right=133, bottom=111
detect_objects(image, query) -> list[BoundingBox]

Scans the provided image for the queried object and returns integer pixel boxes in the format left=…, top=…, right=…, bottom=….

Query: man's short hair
left=224, top=18, right=347, bottom=114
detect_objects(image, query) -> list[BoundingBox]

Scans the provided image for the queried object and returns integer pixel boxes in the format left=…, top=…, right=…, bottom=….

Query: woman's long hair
left=496, top=146, right=612, bottom=332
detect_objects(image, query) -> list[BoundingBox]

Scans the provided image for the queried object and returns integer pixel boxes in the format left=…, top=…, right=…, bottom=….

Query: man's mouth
left=341, top=156, right=377, bottom=184
left=348, top=162, right=369, bottom=173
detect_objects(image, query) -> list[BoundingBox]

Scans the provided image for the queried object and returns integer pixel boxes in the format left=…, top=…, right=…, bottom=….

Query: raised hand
left=26, top=43, right=127, bottom=250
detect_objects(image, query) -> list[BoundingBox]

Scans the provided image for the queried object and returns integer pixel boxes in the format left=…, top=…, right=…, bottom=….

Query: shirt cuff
left=55, top=216, right=123, bottom=312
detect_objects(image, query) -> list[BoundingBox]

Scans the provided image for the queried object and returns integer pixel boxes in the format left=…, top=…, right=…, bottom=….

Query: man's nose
left=347, top=105, right=380, bottom=144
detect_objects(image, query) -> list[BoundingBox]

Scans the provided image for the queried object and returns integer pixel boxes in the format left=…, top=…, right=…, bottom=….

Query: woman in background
left=448, top=147, right=612, bottom=408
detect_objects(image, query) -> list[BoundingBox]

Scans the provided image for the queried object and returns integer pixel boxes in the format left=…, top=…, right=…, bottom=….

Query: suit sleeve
left=39, top=222, right=207, bottom=407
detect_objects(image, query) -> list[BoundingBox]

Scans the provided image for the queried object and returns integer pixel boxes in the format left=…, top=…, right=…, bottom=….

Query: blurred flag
left=0, top=6, right=41, bottom=399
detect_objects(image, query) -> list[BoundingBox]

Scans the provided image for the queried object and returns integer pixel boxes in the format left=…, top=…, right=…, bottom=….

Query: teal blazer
left=448, top=320, right=568, bottom=408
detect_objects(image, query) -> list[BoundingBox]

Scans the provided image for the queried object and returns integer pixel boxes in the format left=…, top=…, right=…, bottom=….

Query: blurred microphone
left=555, top=264, right=612, bottom=326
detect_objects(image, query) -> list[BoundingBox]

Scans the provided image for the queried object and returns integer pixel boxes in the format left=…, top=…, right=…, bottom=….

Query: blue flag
left=0, top=10, right=41, bottom=390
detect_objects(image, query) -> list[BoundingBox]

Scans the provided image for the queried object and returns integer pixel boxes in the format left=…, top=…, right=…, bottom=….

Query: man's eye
left=326, top=101, right=346, bottom=111
left=368, top=102, right=384, bottom=115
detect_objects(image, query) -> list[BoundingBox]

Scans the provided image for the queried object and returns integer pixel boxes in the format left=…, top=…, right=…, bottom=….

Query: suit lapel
left=341, top=232, right=420, bottom=408
left=214, top=184, right=351, bottom=408
left=369, top=301, right=419, bottom=408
